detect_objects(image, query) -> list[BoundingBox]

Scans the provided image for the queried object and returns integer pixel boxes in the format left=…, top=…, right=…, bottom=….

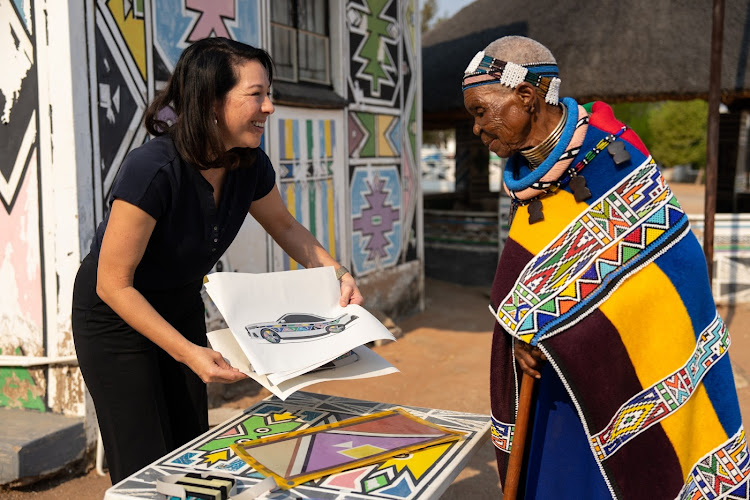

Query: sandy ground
left=4, top=183, right=749, bottom=499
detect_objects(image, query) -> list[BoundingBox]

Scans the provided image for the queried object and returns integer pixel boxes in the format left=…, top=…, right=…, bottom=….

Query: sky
left=434, top=0, right=474, bottom=20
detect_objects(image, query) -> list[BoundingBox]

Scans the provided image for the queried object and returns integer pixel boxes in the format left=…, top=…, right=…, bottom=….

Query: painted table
left=103, top=391, right=491, bottom=500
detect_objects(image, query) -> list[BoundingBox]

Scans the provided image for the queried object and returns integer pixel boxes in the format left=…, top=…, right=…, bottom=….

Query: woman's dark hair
left=144, top=37, right=274, bottom=170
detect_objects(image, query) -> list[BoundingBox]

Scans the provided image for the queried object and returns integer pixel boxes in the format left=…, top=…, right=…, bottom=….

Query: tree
left=421, top=0, right=443, bottom=32
left=611, top=101, right=655, bottom=148
left=647, top=100, right=707, bottom=169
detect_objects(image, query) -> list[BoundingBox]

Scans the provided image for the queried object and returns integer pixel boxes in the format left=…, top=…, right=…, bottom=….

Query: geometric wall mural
left=153, top=0, right=260, bottom=72
left=0, top=0, right=46, bottom=410
left=274, top=116, right=344, bottom=271
left=89, top=0, right=150, bottom=223
left=350, top=166, right=402, bottom=275
left=347, top=0, right=400, bottom=107
left=346, top=0, right=419, bottom=273
left=349, top=111, right=401, bottom=158
left=1, top=0, right=37, bottom=213
left=400, top=0, right=420, bottom=261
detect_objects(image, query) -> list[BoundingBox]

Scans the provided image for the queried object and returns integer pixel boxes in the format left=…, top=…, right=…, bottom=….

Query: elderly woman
left=464, top=36, right=747, bottom=499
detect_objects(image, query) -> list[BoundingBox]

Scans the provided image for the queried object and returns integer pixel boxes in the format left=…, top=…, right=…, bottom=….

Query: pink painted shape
left=402, top=152, right=414, bottom=218
left=219, top=426, right=242, bottom=437
left=0, top=151, right=43, bottom=328
left=185, top=0, right=235, bottom=41
left=325, top=466, right=372, bottom=489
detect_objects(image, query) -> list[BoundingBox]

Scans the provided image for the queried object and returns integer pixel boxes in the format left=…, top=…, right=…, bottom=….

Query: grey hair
left=483, top=36, right=556, bottom=66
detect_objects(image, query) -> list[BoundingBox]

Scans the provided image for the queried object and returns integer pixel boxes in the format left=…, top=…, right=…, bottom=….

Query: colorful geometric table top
left=104, top=392, right=490, bottom=500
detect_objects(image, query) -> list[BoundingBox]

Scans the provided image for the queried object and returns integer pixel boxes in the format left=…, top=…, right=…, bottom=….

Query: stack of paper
left=203, top=267, right=399, bottom=400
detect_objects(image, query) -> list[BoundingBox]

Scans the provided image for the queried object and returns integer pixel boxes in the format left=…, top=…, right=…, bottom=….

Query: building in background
left=0, top=0, right=422, bottom=478
left=420, top=0, right=750, bottom=290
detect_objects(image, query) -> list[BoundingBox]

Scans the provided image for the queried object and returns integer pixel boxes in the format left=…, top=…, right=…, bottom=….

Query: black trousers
left=72, top=254, right=208, bottom=484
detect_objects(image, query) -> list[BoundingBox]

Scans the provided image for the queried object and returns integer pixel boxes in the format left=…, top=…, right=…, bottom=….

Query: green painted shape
left=306, top=120, right=313, bottom=160
left=0, top=366, right=46, bottom=411
left=356, top=112, right=377, bottom=157
left=364, top=473, right=389, bottom=492
left=544, top=245, right=568, bottom=267
left=621, top=245, right=640, bottom=263
left=359, top=0, right=394, bottom=94
left=309, top=181, right=317, bottom=238
left=198, top=415, right=303, bottom=452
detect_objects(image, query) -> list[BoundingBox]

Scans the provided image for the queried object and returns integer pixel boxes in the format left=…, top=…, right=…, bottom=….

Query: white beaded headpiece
left=462, top=50, right=562, bottom=105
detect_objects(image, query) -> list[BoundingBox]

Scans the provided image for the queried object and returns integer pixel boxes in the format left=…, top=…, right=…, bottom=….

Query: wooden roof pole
left=704, top=0, right=725, bottom=284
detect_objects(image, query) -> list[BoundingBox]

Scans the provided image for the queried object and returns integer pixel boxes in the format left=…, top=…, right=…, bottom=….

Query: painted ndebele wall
left=0, top=0, right=422, bottom=454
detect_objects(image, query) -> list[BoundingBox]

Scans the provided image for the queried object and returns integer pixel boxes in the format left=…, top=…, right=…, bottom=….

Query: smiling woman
left=71, top=37, right=363, bottom=486
left=216, top=59, right=275, bottom=151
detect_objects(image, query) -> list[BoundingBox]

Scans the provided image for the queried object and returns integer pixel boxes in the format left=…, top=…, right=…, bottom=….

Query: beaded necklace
left=509, top=123, right=629, bottom=224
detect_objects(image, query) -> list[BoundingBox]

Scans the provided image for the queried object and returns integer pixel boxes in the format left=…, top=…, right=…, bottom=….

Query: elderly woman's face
left=463, top=85, right=532, bottom=158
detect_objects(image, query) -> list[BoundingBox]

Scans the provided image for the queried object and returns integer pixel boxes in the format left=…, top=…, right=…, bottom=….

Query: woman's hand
left=181, top=344, right=249, bottom=384
left=339, top=273, right=364, bottom=306
left=514, top=341, right=547, bottom=379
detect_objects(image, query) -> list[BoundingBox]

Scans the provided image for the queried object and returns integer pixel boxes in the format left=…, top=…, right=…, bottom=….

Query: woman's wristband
left=335, top=266, right=350, bottom=281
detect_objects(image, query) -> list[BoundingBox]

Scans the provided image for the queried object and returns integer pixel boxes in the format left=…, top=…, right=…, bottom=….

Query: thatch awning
left=422, top=0, right=750, bottom=127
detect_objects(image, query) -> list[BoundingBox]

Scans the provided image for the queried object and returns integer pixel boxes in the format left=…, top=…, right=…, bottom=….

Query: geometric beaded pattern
left=590, top=315, right=730, bottom=461
left=490, top=414, right=514, bottom=454
left=678, top=426, right=749, bottom=500
left=494, top=158, right=689, bottom=345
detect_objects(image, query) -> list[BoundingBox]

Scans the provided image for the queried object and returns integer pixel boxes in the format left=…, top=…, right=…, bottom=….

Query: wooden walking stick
left=503, top=371, right=536, bottom=500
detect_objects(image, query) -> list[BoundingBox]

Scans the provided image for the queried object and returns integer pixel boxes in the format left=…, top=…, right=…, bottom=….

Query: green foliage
left=610, top=102, right=655, bottom=147
left=612, top=100, right=708, bottom=169
left=647, top=100, right=707, bottom=169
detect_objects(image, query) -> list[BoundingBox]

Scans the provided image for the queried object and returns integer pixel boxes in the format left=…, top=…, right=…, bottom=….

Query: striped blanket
left=489, top=99, right=748, bottom=499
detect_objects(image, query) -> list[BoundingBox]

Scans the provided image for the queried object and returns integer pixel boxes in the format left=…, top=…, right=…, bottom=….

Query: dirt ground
left=4, top=183, right=749, bottom=500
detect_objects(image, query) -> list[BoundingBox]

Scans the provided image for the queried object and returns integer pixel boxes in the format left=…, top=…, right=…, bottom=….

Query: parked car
left=244, top=312, right=359, bottom=344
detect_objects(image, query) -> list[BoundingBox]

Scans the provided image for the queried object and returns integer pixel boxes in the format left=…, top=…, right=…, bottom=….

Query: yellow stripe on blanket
left=601, top=262, right=728, bottom=477
left=509, top=189, right=586, bottom=256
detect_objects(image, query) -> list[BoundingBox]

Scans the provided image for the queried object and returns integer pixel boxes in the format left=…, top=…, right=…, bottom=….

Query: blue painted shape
left=645, top=206, right=666, bottom=225
left=171, top=452, right=196, bottom=465
left=597, top=261, right=617, bottom=278
left=581, top=264, right=598, bottom=280
left=379, top=475, right=412, bottom=497
left=12, top=0, right=27, bottom=30
left=154, top=0, right=260, bottom=71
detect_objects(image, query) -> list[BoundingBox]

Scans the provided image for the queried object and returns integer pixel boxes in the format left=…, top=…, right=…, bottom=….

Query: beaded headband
left=461, top=50, right=562, bottom=105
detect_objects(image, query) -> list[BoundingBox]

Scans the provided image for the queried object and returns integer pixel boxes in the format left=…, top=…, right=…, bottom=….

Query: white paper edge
left=207, top=329, right=399, bottom=400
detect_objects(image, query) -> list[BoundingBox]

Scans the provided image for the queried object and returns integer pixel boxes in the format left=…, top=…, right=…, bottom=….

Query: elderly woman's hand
left=339, top=273, right=364, bottom=306
left=514, top=341, right=547, bottom=379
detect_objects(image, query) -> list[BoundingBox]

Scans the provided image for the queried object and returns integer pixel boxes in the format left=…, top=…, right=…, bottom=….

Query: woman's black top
left=89, top=135, right=276, bottom=294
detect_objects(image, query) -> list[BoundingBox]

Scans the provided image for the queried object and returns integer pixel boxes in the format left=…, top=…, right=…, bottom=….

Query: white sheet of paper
left=204, top=267, right=395, bottom=375
left=207, top=328, right=399, bottom=400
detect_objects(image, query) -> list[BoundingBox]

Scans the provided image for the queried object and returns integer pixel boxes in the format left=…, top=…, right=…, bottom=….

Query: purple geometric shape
left=352, top=176, right=399, bottom=259
left=302, top=432, right=433, bottom=472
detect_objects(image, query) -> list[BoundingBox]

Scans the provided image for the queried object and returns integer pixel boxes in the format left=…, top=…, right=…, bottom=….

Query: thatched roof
left=422, top=0, right=750, bottom=126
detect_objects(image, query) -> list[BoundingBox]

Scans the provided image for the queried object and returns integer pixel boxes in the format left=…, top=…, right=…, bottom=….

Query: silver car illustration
left=244, top=312, right=359, bottom=344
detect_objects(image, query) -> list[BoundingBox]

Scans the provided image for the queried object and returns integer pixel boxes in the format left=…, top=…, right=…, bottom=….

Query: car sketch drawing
left=244, top=312, right=359, bottom=344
